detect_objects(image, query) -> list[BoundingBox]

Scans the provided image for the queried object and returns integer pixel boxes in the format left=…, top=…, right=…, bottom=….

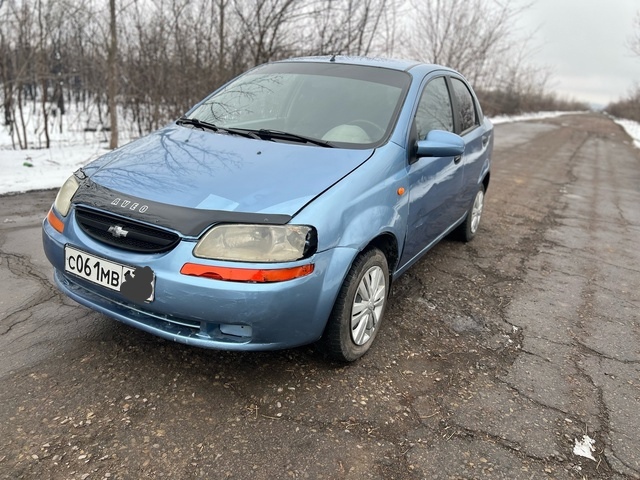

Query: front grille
left=75, top=207, right=180, bottom=253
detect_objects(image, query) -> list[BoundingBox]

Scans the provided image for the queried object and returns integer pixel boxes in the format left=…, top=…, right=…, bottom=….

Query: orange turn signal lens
left=180, top=263, right=315, bottom=283
left=47, top=208, right=64, bottom=233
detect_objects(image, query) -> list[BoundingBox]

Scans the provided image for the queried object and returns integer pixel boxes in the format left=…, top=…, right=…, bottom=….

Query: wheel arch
left=319, top=231, right=399, bottom=337
left=366, top=232, right=400, bottom=278
left=318, top=239, right=394, bottom=361
left=482, top=171, right=490, bottom=193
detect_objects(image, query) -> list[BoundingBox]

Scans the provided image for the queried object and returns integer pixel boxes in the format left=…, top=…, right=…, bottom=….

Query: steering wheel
left=348, top=119, right=385, bottom=139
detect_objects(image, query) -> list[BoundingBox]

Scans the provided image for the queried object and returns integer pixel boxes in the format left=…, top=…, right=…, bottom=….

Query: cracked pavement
left=0, top=113, right=638, bottom=479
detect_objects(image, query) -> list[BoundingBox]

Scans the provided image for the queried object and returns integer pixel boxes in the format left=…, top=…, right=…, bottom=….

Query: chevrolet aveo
left=43, top=56, right=493, bottom=362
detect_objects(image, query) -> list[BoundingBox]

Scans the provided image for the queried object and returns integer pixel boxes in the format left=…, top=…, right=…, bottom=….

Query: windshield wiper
left=177, top=119, right=332, bottom=146
left=176, top=117, right=259, bottom=139
left=177, top=117, right=219, bottom=131
left=248, top=129, right=334, bottom=148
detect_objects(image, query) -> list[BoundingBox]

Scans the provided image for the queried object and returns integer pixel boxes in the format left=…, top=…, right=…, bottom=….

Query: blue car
left=42, top=56, right=493, bottom=361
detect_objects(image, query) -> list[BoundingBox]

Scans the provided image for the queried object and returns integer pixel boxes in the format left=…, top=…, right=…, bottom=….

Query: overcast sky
left=518, top=0, right=640, bottom=106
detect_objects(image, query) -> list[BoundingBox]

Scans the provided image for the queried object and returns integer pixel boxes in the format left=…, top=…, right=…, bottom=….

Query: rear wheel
left=319, top=248, right=389, bottom=362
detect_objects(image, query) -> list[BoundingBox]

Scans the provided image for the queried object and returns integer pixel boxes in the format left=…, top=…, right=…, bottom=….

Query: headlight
left=194, top=224, right=317, bottom=262
left=53, top=175, right=80, bottom=217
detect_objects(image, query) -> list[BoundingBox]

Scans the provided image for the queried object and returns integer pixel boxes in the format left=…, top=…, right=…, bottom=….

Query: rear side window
left=450, top=78, right=479, bottom=133
left=414, top=77, right=454, bottom=140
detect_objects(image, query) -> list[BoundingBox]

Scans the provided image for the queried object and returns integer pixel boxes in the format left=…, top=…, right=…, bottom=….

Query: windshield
left=186, top=62, right=411, bottom=148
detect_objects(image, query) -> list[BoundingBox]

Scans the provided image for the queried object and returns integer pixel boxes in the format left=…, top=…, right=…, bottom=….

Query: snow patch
left=612, top=118, right=640, bottom=149
left=0, top=144, right=107, bottom=194
left=0, top=103, right=140, bottom=195
left=488, top=111, right=587, bottom=125
left=573, top=435, right=596, bottom=461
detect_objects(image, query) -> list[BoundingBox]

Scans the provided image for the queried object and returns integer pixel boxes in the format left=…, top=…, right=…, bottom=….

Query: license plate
left=64, top=246, right=154, bottom=302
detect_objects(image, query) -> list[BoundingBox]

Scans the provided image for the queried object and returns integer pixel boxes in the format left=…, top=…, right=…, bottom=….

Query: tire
left=455, top=185, right=485, bottom=242
left=319, top=248, right=389, bottom=362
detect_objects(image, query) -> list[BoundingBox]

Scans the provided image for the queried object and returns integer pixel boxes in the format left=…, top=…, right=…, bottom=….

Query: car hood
left=85, top=125, right=374, bottom=216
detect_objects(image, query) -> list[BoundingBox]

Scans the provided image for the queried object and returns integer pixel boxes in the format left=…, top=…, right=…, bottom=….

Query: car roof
left=276, top=55, right=452, bottom=74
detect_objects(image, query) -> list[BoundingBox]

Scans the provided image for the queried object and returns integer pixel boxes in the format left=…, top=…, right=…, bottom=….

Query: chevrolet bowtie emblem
left=108, top=225, right=129, bottom=238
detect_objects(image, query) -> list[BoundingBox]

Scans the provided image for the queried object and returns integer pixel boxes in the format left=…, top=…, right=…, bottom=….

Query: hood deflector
left=71, top=179, right=292, bottom=238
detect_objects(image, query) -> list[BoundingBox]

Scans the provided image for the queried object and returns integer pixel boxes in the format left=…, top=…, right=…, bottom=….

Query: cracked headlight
left=53, top=175, right=80, bottom=217
left=194, top=224, right=317, bottom=262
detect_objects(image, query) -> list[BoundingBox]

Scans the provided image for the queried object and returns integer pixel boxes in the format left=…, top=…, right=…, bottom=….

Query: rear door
left=448, top=76, right=491, bottom=215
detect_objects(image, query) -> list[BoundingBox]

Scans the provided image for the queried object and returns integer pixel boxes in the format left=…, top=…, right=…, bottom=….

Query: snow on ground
left=573, top=435, right=596, bottom=461
left=1, top=103, right=140, bottom=195
left=1, top=142, right=108, bottom=195
left=489, top=110, right=588, bottom=125
left=612, top=117, right=640, bottom=149
left=1, top=110, right=639, bottom=195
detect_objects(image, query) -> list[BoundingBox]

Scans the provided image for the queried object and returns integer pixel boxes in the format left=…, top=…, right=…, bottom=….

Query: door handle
left=454, top=155, right=462, bottom=164
left=482, top=134, right=491, bottom=147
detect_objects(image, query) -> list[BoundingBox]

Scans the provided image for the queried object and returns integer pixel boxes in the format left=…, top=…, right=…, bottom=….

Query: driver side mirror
left=415, top=130, right=465, bottom=159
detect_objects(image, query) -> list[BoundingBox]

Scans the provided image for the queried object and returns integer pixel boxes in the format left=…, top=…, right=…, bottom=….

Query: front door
left=399, top=75, right=465, bottom=267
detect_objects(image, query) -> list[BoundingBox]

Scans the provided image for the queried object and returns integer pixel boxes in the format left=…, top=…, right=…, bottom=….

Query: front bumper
left=43, top=210, right=356, bottom=351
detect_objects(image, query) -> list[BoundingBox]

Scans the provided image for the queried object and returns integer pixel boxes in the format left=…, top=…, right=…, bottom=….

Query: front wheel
left=454, top=185, right=485, bottom=242
left=319, top=248, right=389, bottom=362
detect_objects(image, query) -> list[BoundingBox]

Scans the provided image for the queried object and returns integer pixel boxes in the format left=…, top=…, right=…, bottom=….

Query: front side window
left=414, top=77, right=454, bottom=140
left=450, top=78, right=479, bottom=133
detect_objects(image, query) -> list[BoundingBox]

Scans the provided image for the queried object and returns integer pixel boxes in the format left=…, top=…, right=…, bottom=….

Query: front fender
left=335, top=204, right=403, bottom=258
left=293, top=142, right=409, bottom=252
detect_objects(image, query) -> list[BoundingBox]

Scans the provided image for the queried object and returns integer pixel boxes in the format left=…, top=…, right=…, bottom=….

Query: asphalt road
left=1, top=113, right=639, bottom=479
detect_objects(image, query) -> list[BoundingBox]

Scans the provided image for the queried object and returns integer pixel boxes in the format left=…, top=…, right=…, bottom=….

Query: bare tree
left=630, top=11, right=640, bottom=57
left=0, top=3, right=16, bottom=135
left=606, top=11, right=640, bottom=123
left=302, top=0, right=397, bottom=56
left=0, top=0, right=574, bottom=150
left=233, top=0, right=304, bottom=64
left=606, top=86, right=640, bottom=122
left=108, top=0, right=118, bottom=148
left=1, top=0, right=39, bottom=149
left=36, top=0, right=51, bottom=148
left=405, top=0, right=532, bottom=88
